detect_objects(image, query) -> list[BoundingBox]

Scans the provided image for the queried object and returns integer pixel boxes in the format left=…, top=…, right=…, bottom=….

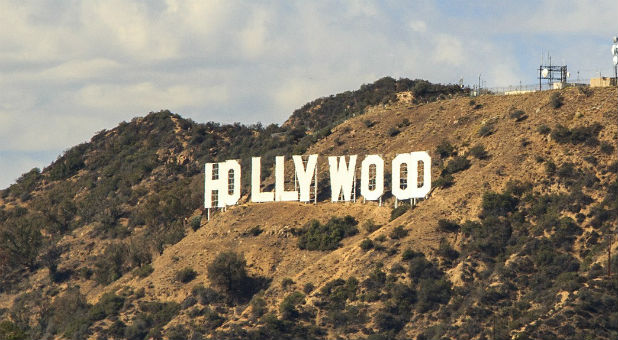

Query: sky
left=1, top=0, right=617, bottom=189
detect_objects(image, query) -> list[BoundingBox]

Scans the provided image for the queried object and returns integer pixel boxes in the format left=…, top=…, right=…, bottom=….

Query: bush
left=469, top=145, right=488, bottom=160
left=94, top=243, right=128, bottom=285
left=207, top=251, right=249, bottom=296
left=462, top=217, right=512, bottom=257
left=433, top=174, right=454, bottom=188
left=134, top=264, right=154, bottom=278
left=551, top=123, right=602, bottom=145
left=557, top=162, right=576, bottom=179
left=417, top=278, right=451, bottom=312
left=600, top=141, right=614, bottom=155
left=166, top=325, right=189, bottom=340
left=191, top=284, right=221, bottom=305
left=537, top=124, right=551, bottom=135
left=281, top=278, right=295, bottom=289
left=545, top=161, right=557, bottom=175
left=250, top=294, right=267, bottom=317
left=550, top=92, right=564, bottom=108
left=389, top=225, right=408, bottom=239
left=374, top=309, right=406, bottom=333
left=89, top=293, right=125, bottom=321
left=390, top=204, right=410, bottom=221
left=0, top=320, right=26, bottom=340
left=443, top=156, right=471, bottom=175
left=244, top=225, right=263, bottom=236
left=279, top=292, right=305, bottom=320
left=180, top=296, right=196, bottom=309
left=175, top=267, right=197, bottom=283
left=362, top=219, right=381, bottom=233
left=363, top=119, right=375, bottom=128
left=436, top=239, right=459, bottom=261
left=297, top=216, right=358, bottom=251
left=510, top=110, right=527, bottom=122
left=387, top=127, right=400, bottom=137
left=481, top=191, right=518, bottom=217
left=478, top=124, right=494, bottom=137
left=436, top=140, right=456, bottom=159
left=437, top=219, right=459, bottom=232
left=360, top=239, right=374, bottom=251
left=402, top=248, right=424, bottom=261
left=189, top=216, right=201, bottom=231
left=303, top=283, right=315, bottom=294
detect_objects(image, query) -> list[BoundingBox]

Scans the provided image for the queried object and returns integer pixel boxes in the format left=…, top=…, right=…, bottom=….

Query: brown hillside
left=1, top=86, right=617, bottom=340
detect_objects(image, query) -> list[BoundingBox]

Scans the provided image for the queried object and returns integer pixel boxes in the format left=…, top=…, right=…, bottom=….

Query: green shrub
left=166, top=324, right=189, bottom=340
left=389, top=225, right=408, bottom=239
left=133, top=301, right=181, bottom=339
left=374, top=309, right=406, bottom=332
left=551, top=123, right=602, bottom=145
left=436, top=140, right=456, bottom=159
left=510, top=110, right=527, bottom=122
left=94, top=243, right=128, bottom=285
left=462, top=217, right=512, bottom=257
left=48, top=287, right=91, bottom=339
left=437, top=219, right=459, bottom=232
left=436, top=239, right=459, bottom=262
left=0, top=320, right=26, bottom=340
left=107, top=320, right=126, bottom=339
left=387, top=127, right=400, bottom=137
left=297, top=216, right=358, bottom=251
left=478, top=124, right=494, bottom=137
left=557, top=162, right=576, bottom=179
left=433, top=174, right=454, bottom=188
left=250, top=294, right=267, bottom=317
left=363, top=119, right=375, bottom=128
left=545, top=160, right=557, bottom=175
left=89, top=293, right=125, bottom=321
left=191, top=284, right=221, bottom=305
left=279, top=292, right=305, bottom=320
left=600, top=141, right=614, bottom=155
left=207, top=251, right=249, bottom=296
left=390, top=204, right=410, bottom=220
left=303, top=283, right=315, bottom=294
left=469, top=144, right=488, bottom=160
left=0, top=215, right=44, bottom=271
left=481, top=191, right=518, bottom=217
left=320, top=277, right=359, bottom=310
left=549, top=92, right=564, bottom=108
left=417, top=278, right=451, bottom=312
left=281, top=278, right=295, bottom=289
left=360, top=238, right=374, bottom=251
left=244, top=225, right=263, bottom=236
left=362, top=219, right=381, bottom=233
left=402, top=248, right=424, bottom=261
left=134, top=264, right=154, bottom=278
left=189, top=216, right=201, bottom=231
left=537, top=124, right=551, bottom=135
left=443, top=156, right=471, bottom=175
left=175, top=267, right=197, bottom=283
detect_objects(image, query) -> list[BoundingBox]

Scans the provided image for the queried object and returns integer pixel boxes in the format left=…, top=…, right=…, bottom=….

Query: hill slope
left=0, top=84, right=617, bottom=340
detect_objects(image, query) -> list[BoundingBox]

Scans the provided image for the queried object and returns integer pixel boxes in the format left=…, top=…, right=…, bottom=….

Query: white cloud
left=1, top=0, right=617, bottom=187
left=409, top=20, right=427, bottom=33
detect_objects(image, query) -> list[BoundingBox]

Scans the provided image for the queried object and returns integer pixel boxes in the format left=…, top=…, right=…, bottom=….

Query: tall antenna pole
left=478, top=74, right=481, bottom=94
left=611, top=35, right=618, bottom=278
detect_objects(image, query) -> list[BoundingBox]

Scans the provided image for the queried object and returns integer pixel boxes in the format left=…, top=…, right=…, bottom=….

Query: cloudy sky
left=1, top=0, right=617, bottom=188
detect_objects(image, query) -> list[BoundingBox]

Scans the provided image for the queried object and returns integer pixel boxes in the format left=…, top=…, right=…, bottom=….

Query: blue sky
left=1, top=0, right=617, bottom=188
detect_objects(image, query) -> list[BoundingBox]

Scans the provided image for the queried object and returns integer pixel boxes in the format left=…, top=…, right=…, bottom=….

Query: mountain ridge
left=0, top=82, right=617, bottom=340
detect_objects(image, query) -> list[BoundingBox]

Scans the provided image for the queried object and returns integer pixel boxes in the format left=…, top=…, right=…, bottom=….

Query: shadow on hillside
left=228, top=275, right=272, bottom=305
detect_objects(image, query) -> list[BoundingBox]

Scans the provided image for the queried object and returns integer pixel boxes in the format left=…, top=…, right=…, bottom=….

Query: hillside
left=0, top=83, right=617, bottom=340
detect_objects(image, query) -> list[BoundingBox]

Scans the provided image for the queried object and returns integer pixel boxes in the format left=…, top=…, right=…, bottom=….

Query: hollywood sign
left=204, top=152, right=431, bottom=209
